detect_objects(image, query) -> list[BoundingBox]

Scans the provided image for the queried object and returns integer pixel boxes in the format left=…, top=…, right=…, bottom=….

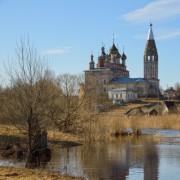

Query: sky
left=0, top=0, right=180, bottom=89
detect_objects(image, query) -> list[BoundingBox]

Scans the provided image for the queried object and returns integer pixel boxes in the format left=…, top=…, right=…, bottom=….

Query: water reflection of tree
left=80, top=141, right=109, bottom=179
left=48, top=136, right=160, bottom=179
left=80, top=137, right=131, bottom=179
left=80, top=136, right=159, bottom=180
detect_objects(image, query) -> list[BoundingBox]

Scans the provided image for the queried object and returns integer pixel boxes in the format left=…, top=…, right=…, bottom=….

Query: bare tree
left=53, top=74, right=83, bottom=133
left=52, top=73, right=99, bottom=135
left=3, top=38, right=60, bottom=168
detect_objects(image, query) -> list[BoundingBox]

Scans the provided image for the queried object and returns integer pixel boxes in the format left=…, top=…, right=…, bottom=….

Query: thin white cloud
left=43, top=46, right=73, bottom=55
left=122, top=0, right=180, bottom=23
left=157, top=31, right=180, bottom=40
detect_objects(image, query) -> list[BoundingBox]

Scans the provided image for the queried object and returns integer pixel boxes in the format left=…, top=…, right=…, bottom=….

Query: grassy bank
left=0, top=166, right=82, bottom=180
left=1, top=114, right=179, bottom=142
left=0, top=124, right=81, bottom=142
left=95, top=110, right=180, bottom=138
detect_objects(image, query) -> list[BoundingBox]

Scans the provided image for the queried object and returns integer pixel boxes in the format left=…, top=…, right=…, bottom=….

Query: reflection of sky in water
left=143, top=129, right=180, bottom=137
left=0, top=159, right=25, bottom=168
left=158, top=143, right=180, bottom=180
left=127, top=168, right=144, bottom=180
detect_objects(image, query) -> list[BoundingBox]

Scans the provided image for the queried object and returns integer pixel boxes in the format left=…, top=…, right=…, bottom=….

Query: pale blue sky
left=0, top=0, right=180, bottom=89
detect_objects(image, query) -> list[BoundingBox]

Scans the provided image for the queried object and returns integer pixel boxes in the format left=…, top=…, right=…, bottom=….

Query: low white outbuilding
left=108, top=87, right=137, bottom=104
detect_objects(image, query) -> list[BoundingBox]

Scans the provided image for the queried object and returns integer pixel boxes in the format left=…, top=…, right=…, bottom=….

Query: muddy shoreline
left=0, top=166, right=83, bottom=180
left=0, top=134, right=82, bottom=160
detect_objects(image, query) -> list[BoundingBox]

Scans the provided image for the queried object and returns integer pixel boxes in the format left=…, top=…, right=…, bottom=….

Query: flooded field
left=1, top=129, right=180, bottom=179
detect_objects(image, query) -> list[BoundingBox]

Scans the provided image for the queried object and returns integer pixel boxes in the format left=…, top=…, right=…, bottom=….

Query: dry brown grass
left=0, top=125, right=81, bottom=143
left=0, top=166, right=82, bottom=180
left=99, top=100, right=180, bottom=130
left=47, top=129, right=81, bottom=142
left=96, top=106, right=180, bottom=138
left=1, top=114, right=180, bottom=142
left=0, top=125, right=22, bottom=137
left=140, top=114, right=180, bottom=129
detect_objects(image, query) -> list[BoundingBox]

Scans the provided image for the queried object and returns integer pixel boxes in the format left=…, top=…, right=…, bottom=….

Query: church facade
left=84, top=23, right=159, bottom=97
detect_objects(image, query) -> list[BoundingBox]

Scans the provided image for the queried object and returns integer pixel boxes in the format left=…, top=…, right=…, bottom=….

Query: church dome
left=116, top=52, right=121, bottom=58
left=121, top=52, right=127, bottom=60
left=110, top=43, right=118, bottom=54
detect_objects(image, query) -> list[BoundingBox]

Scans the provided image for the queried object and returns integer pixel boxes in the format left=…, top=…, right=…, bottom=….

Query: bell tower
left=144, top=23, right=159, bottom=89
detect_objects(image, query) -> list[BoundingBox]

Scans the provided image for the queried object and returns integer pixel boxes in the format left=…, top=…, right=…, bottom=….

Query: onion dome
left=90, top=54, right=94, bottom=62
left=110, top=43, right=118, bottom=54
left=105, top=54, right=109, bottom=63
left=121, top=52, right=127, bottom=60
left=116, top=52, right=121, bottom=58
left=89, top=54, right=95, bottom=69
left=101, top=46, right=106, bottom=56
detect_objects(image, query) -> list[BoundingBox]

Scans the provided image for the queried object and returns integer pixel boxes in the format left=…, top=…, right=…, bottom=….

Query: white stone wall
left=108, top=89, right=137, bottom=102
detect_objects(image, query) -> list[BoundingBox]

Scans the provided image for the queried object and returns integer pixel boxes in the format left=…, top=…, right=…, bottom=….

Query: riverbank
left=0, top=166, right=82, bottom=180
left=0, top=125, right=83, bottom=179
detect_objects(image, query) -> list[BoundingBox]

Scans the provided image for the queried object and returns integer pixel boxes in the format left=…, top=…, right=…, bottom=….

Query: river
left=1, top=129, right=180, bottom=180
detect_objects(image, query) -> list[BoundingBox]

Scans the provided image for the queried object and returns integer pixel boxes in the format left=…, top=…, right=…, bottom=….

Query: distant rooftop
left=110, top=77, right=147, bottom=83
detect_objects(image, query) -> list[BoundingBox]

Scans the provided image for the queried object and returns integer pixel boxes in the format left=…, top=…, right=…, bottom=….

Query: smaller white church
left=108, top=88, right=137, bottom=104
